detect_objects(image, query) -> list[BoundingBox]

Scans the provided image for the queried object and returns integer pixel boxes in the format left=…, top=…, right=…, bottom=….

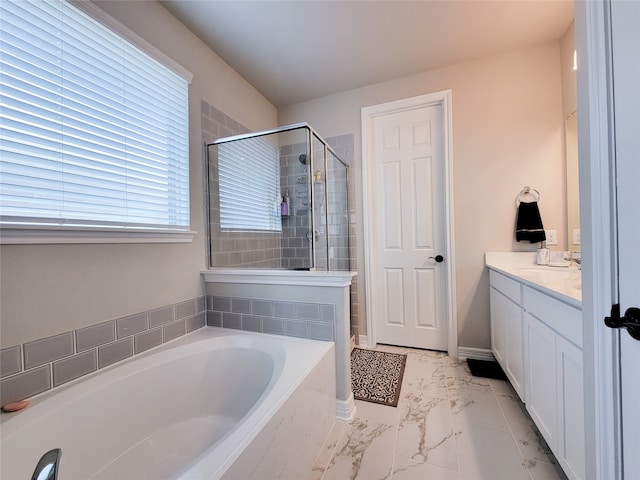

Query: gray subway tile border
left=207, top=296, right=339, bottom=343
left=0, top=365, right=51, bottom=406
left=148, top=305, right=175, bottom=328
left=164, top=319, right=187, bottom=342
left=98, top=338, right=133, bottom=369
left=176, top=299, right=197, bottom=319
left=1, top=296, right=206, bottom=406
left=53, top=350, right=97, bottom=387
left=1, top=345, right=22, bottom=378
left=116, top=312, right=148, bottom=339
left=23, top=332, right=74, bottom=370
left=76, top=320, right=115, bottom=352
left=134, top=328, right=163, bottom=354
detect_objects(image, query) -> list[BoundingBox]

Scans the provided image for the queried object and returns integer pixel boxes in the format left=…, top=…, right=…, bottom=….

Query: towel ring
left=515, top=186, right=541, bottom=206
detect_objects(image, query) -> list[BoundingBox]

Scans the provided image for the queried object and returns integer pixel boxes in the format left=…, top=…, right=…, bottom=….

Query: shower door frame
left=205, top=122, right=350, bottom=272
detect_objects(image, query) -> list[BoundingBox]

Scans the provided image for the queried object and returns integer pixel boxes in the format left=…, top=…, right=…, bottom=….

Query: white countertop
left=485, top=252, right=582, bottom=308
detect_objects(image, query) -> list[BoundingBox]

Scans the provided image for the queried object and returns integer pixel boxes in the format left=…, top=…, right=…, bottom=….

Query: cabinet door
left=504, top=298, right=524, bottom=400
left=489, top=287, right=506, bottom=365
left=525, top=312, right=557, bottom=450
left=556, top=335, right=585, bottom=480
left=490, top=288, right=525, bottom=399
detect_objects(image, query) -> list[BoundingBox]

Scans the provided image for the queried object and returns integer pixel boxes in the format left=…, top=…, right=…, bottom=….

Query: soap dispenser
left=280, top=193, right=288, bottom=216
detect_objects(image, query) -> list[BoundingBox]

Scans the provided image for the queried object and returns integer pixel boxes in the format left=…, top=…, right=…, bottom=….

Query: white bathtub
left=0, top=328, right=336, bottom=479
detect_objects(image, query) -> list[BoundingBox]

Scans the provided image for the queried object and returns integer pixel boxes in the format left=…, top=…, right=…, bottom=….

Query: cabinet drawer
left=489, top=270, right=522, bottom=304
left=523, top=286, right=582, bottom=347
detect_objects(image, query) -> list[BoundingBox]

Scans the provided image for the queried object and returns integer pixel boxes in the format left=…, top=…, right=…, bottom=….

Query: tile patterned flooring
left=310, top=345, right=567, bottom=480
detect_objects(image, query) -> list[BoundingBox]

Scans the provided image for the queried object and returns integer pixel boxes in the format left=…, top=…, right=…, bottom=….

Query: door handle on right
left=428, top=255, right=444, bottom=263
left=605, top=304, right=640, bottom=340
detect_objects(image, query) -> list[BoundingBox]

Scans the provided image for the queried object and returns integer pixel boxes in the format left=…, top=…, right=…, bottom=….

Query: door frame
left=361, top=90, right=457, bottom=358
left=575, top=1, right=621, bottom=479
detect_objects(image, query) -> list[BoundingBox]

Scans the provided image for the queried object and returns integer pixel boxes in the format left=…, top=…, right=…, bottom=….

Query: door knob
left=605, top=305, right=640, bottom=340
left=428, top=255, right=444, bottom=263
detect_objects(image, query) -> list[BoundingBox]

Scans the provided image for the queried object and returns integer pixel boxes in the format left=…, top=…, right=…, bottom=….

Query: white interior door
left=367, top=100, right=448, bottom=350
left=610, top=1, right=640, bottom=478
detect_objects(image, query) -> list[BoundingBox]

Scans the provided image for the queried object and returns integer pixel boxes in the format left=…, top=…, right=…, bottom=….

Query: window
left=0, top=0, right=192, bottom=243
left=217, top=137, right=281, bottom=232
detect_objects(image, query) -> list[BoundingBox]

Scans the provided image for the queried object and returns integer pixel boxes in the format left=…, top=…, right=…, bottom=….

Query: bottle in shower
left=284, top=190, right=291, bottom=215
left=280, top=194, right=288, bottom=216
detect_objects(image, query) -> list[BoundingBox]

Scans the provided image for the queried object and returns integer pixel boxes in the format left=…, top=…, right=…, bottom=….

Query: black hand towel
left=516, top=201, right=546, bottom=243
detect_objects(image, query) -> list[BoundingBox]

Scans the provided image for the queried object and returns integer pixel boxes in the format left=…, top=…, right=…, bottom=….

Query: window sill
left=0, top=226, right=197, bottom=245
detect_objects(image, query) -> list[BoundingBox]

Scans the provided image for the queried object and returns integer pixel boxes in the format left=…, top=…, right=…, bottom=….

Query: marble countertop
left=485, top=252, right=582, bottom=308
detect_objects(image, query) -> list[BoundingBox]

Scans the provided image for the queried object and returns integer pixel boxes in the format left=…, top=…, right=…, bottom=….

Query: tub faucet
left=31, top=448, right=61, bottom=480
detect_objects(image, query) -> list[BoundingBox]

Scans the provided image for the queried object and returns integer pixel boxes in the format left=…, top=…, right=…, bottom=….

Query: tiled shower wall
left=202, top=101, right=282, bottom=269
left=279, top=141, right=312, bottom=270
left=0, top=297, right=206, bottom=407
left=325, top=134, right=358, bottom=340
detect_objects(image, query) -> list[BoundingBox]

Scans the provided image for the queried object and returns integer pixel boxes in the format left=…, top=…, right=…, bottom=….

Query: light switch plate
left=572, top=229, right=581, bottom=245
left=546, top=229, right=558, bottom=245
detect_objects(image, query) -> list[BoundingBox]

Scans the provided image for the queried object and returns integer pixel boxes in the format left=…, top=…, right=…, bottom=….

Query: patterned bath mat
left=351, top=348, right=407, bottom=407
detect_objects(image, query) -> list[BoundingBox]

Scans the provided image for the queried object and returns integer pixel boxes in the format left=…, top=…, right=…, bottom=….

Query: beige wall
left=0, top=1, right=277, bottom=347
left=560, top=21, right=578, bottom=119
left=279, top=42, right=565, bottom=349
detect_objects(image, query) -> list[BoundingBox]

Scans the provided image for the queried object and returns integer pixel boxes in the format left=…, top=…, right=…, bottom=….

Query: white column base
left=335, top=393, right=356, bottom=422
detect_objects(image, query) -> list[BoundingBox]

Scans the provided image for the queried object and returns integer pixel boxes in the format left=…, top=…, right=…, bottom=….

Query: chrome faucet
left=569, top=251, right=582, bottom=270
left=31, top=448, right=61, bottom=480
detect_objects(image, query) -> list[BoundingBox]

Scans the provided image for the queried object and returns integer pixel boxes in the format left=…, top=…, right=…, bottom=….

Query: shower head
left=298, top=154, right=307, bottom=165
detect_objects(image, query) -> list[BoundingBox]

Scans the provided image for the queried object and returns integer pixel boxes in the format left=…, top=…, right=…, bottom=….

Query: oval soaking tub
left=0, top=328, right=336, bottom=479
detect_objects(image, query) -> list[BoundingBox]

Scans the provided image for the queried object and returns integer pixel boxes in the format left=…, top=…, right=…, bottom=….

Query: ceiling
left=160, top=0, right=574, bottom=108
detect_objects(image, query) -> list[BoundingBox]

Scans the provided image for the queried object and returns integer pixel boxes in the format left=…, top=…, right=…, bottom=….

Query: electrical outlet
left=572, top=229, right=581, bottom=245
left=546, top=229, right=558, bottom=246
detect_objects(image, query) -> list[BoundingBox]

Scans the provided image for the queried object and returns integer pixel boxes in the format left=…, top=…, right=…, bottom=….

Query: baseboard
left=335, top=393, right=356, bottom=422
left=358, top=335, right=369, bottom=347
left=350, top=335, right=356, bottom=352
left=457, top=347, right=495, bottom=361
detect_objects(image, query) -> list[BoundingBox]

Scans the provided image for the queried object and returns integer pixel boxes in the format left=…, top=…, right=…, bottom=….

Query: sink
left=514, top=266, right=582, bottom=292
left=516, top=267, right=576, bottom=275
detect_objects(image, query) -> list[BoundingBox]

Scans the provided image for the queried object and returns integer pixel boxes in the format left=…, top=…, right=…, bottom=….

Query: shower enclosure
left=204, top=123, right=350, bottom=272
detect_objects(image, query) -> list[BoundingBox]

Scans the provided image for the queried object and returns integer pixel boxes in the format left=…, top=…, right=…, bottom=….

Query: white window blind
left=218, top=137, right=281, bottom=231
left=0, top=0, right=190, bottom=234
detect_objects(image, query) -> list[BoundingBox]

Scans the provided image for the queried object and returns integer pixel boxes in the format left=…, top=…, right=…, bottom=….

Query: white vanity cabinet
left=489, top=270, right=525, bottom=400
left=524, top=286, right=585, bottom=480
left=487, top=261, right=584, bottom=480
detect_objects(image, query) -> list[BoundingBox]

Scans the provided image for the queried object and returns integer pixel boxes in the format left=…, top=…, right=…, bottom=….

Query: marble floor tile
left=489, top=377, right=517, bottom=397
left=396, top=387, right=458, bottom=471
left=449, top=383, right=510, bottom=430
left=526, top=459, right=567, bottom=480
left=455, top=422, right=531, bottom=480
left=391, top=456, right=461, bottom=480
left=312, top=347, right=565, bottom=480
left=497, top=393, right=557, bottom=464
left=323, top=416, right=396, bottom=480
left=354, top=399, right=401, bottom=426
left=315, top=420, right=348, bottom=467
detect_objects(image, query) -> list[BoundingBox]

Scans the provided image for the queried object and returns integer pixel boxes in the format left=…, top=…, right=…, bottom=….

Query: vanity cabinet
left=489, top=270, right=525, bottom=400
left=524, top=286, right=585, bottom=480
left=488, top=269, right=585, bottom=480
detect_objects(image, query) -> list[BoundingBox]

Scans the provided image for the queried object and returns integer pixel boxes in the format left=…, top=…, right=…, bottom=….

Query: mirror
left=565, top=111, right=580, bottom=252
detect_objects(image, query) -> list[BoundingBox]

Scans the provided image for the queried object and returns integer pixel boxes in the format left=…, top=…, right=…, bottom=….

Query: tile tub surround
left=206, top=295, right=336, bottom=342
left=0, top=297, right=206, bottom=407
left=310, top=345, right=566, bottom=480
left=203, top=269, right=357, bottom=421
